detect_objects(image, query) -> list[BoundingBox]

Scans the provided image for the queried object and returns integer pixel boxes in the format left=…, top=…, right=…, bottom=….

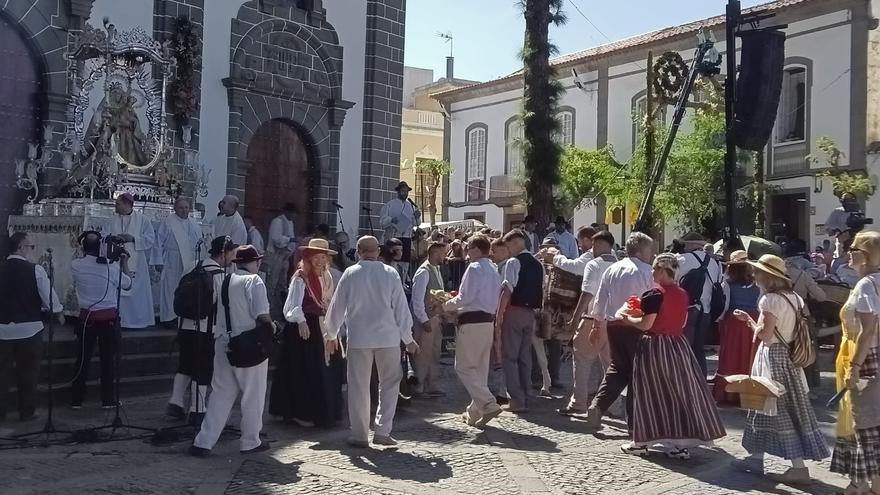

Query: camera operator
left=825, top=193, right=874, bottom=272
left=69, top=231, right=133, bottom=408
left=0, top=232, right=64, bottom=421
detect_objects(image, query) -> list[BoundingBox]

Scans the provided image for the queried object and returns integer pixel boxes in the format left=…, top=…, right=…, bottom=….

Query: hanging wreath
left=652, top=52, right=689, bottom=105
left=169, top=16, right=201, bottom=128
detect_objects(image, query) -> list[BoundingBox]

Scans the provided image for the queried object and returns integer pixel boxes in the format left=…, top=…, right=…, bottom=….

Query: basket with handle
left=724, top=335, right=784, bottom=412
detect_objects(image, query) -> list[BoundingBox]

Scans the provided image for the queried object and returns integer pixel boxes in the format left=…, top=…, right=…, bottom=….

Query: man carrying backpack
left=676, top=232, right=723, bottom=378
left=166, top=236, right=238, bottom=426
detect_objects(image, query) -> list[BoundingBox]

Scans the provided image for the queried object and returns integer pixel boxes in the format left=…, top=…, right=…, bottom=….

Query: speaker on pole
left=733, top=29, right=786, bottom=151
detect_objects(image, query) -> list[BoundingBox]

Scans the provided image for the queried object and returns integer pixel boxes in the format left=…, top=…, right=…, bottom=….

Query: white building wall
left=325, top=0, right=368, bottom=236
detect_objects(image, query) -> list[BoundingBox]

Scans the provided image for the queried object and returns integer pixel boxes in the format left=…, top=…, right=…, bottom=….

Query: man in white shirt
left=109, top=192, right=156, bottom=329
left=540, top=226, right=596, bottom=275
left=521, top=215, right=541, bottom=254
left=212, top=195, right=248, bottom=246
left=153, top=197, right=203, bottom=325
left=0, top=232, right=63, bottom=421
left=243, top=216, right=265, bottom=254
left=675, top=231, right=723, bottom=377
left=585, top=232, right=655, bottom=429
left=166, top=236, right=237, bottom=426
left=191, top=245, right=273, bottom=457
left=545, top=216, right=579, bottom=259
left=266, top=203, right=297, bottom=315
left=558, top=231, right=616, bottom=416
left=379, top=181, right=421, bottom=268
left=70, top=231, right=133, bottom=408
left=444, top=235, right=503, bottom=427
left=324, top=236, right=419, bottom=448
left=410, top=242, right=448, bottom=398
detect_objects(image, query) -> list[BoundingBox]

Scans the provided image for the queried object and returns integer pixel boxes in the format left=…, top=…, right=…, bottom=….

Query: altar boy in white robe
left=153, top=197, right=204, bottom=325
left=110, top=192, right=156, bottom=329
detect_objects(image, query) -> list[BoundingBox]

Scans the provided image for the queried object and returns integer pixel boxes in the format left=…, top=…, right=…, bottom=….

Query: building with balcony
left=434, top=0, right=880, bottom=248
left=399, top=63, right=477, bottom=225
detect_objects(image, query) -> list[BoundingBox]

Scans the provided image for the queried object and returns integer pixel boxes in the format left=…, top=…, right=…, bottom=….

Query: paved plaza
left=0, top=352, right=851, bottom=494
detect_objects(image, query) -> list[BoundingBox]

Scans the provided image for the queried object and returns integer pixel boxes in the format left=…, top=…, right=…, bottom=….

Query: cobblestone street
left=0, top=353, right=851, bottom=494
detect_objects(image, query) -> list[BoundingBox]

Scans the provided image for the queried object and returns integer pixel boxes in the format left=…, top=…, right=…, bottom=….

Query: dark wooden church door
left=245, top=119, right=312, bottom=240
left=0, top=16, right=41, bottom=256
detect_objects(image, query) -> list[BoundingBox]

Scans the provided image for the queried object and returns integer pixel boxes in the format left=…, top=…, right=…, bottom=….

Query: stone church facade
left=0, top=0, right=406, bottom=241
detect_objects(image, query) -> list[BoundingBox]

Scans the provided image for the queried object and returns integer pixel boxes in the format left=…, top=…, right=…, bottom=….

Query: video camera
left=842, top=197, right=874, bottom=235
left=102, top=235, right=129, bottom=263
left=79, top=231, right=129, bottom=263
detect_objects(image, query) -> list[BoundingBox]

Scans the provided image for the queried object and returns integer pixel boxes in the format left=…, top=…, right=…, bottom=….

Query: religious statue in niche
left=84, top=85, right=150, bottom=169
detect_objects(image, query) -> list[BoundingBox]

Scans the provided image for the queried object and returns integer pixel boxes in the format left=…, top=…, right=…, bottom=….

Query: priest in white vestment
left=110, top=193, right=157, bottom=329
left=153, top=197, right=204, bottom=324
left=212, top=195, right=247, bottom=246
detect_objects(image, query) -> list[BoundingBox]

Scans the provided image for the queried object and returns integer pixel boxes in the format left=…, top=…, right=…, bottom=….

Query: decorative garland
left=652, top=52, right=688, bottom=105
left=169, top=16, right=200, bottom=128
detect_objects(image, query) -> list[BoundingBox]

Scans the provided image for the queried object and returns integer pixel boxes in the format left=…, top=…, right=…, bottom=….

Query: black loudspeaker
left=733, top=30, right=786, bottom=151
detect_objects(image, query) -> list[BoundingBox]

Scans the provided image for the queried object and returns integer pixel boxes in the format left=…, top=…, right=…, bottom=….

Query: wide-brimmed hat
left=298, top=238, right=338, bottom=255
left=394, top=181, right=412, bottom=192
left=232, top=245, right=263, bottom=264
left=747, top=254, right=791, bottom=281
left=727, top=250, right=749, bottom=264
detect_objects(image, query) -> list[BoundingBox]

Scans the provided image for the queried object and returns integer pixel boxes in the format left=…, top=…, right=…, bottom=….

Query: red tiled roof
left=432, top=0, right=817, bottom=101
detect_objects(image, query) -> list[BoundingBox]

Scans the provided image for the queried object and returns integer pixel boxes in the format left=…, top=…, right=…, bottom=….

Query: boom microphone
left=332, top=201, right=344, bottom=210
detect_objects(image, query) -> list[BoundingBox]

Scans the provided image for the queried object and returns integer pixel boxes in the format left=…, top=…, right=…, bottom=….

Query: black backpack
left=174, top=261, right=223, bottom=321
left=680, top=252, right=726, bottom=321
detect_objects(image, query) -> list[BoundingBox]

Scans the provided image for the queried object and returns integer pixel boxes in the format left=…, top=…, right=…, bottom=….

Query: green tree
left=558, top=145, right=620, bottom=209
left=414, top=158, right=452, bottom=226
left=810, top=136, right=875, bottom=199
left=519, top=0, right=566, bottom=232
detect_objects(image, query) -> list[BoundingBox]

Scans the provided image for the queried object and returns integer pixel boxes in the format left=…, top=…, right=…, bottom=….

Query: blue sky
left=404, top=0, right=767, bottom=82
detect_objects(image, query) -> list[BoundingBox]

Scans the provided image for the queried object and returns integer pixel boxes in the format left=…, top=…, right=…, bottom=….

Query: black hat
left=232, top=245, right=264, bottom=264
left=209, top=236, right=238, bottom=257
left=394, top=181, right=412, bottom=192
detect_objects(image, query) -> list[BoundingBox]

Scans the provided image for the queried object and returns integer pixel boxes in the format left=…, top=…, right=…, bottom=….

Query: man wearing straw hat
left=324, top=236, right=419, bottom=448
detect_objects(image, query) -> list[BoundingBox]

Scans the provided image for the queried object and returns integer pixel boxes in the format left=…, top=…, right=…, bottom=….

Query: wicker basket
left=725, top=375, right=782, bottom=412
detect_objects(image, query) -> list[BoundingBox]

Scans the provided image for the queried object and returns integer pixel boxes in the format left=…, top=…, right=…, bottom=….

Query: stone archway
left=244, top=120, right=313, bottom=237
left=0, top=14, right=42, bottom=255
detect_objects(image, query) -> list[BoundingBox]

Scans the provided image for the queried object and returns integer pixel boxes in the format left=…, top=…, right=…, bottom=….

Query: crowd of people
left=3, top=184, right=880, bottom=493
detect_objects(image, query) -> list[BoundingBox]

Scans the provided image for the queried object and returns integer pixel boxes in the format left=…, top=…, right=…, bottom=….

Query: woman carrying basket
left=617, top=254, right=726, bottom=460
left=831, top=231, right=880, bottom=495
left=731, top=254, right=829, bottom=484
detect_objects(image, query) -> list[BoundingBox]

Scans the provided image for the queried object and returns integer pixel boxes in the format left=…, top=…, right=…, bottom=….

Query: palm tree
left=519, top=0, right=566, bottom=232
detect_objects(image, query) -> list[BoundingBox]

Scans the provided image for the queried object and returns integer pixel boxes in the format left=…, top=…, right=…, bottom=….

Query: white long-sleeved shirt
left=71, top=256, right=133, bottom=311
left=0, top=255, right=64, bottom=340
left=268, top=214, right=295, bottom=251
left=546, top=230, right=579, bottom=259
left=325, top=261, right=414, bottom=349
left=282, top=271, right=333, bottom=324
left=501, top=249, right=533, bottom=292
left=553, top=250, right=593, bottom=275
left=411, top=262, right=444, bottom=324
left=247, top=226, right=265, bottom=254
left=590, top=257, right=653, bottom=322
left=379, top=198, right=420, bottom=239
left=444, top=257, right=501, bottom=315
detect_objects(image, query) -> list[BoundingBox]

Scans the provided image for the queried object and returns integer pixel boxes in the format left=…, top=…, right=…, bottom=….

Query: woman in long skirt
left=732, top=254, right=829, bottom=484
left=831, top=232, right=880, bottom=494
left=269, top=239, right=345, bottom=428
left=714, top=250, right=761, bottom=403
left=618, top=254, right=726, bottom=460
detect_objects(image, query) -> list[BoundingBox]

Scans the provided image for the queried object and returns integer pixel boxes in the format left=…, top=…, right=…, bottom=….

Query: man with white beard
left=109, top=192, right=156, bottom=329
left=153, top=197, right=203, bottom=326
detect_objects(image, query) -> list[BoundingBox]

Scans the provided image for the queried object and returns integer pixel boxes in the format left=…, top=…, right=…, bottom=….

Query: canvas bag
left=774, top=293, right=816, bottom=368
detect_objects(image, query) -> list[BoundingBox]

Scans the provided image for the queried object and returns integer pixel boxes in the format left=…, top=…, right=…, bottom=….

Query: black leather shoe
left=166, top=403, right=186, bottom=420
left=241, top=441, right=271, bottom=454
left=188, top=445, right=210, bottom=458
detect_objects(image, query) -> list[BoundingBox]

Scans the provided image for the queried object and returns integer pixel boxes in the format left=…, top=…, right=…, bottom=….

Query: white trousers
left=531, top=335, right=552, bottom=393
left=414, top=317, right=443, bottom=393
left=567, top=321, right=611, bottom=411
left=455, top=322, right=500, bottom=422
left=347, top=347, right=402, bottom=442
left=169, top=374, right=208, bottom=413
left=193, top=339, right=268, bottom=451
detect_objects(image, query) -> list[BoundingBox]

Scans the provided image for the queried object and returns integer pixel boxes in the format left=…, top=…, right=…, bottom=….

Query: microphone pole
left=334, top=202, right=346, bottom=234
left=362, top=206, right=375, bottom=237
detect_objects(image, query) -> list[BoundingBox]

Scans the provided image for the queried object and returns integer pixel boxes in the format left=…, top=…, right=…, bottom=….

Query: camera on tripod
left=846, top=211, right=874, bottom=234
left=102, top=235, right=130, bottom=263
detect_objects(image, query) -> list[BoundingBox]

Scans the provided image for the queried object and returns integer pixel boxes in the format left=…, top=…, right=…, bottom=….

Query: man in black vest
left=0, top=232, right=63, bottom=421
left=497, top=229, right=543, bottom=412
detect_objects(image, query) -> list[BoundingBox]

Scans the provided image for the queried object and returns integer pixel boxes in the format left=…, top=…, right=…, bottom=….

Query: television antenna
left=436, top=31, right=453, bottom=57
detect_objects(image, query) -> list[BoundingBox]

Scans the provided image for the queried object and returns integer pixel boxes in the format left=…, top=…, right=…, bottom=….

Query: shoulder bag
left=222, top=274, right=272, bottom=368
left=774, top=292, right=816, bottom=368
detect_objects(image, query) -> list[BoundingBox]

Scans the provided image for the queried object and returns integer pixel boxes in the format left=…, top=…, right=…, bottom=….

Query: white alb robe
left=154, top=214, right=203, bottom=322
left=212, top=212, right=247, bottom=246
left=110, top=210, right=156, bottom=329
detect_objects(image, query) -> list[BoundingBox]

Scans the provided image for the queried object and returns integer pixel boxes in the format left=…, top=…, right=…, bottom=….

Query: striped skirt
left=743, top=344, right=830, bottom=461
left=631, top=333, right=726, bottom=446
left=831, top=428, right=880, bottom=484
